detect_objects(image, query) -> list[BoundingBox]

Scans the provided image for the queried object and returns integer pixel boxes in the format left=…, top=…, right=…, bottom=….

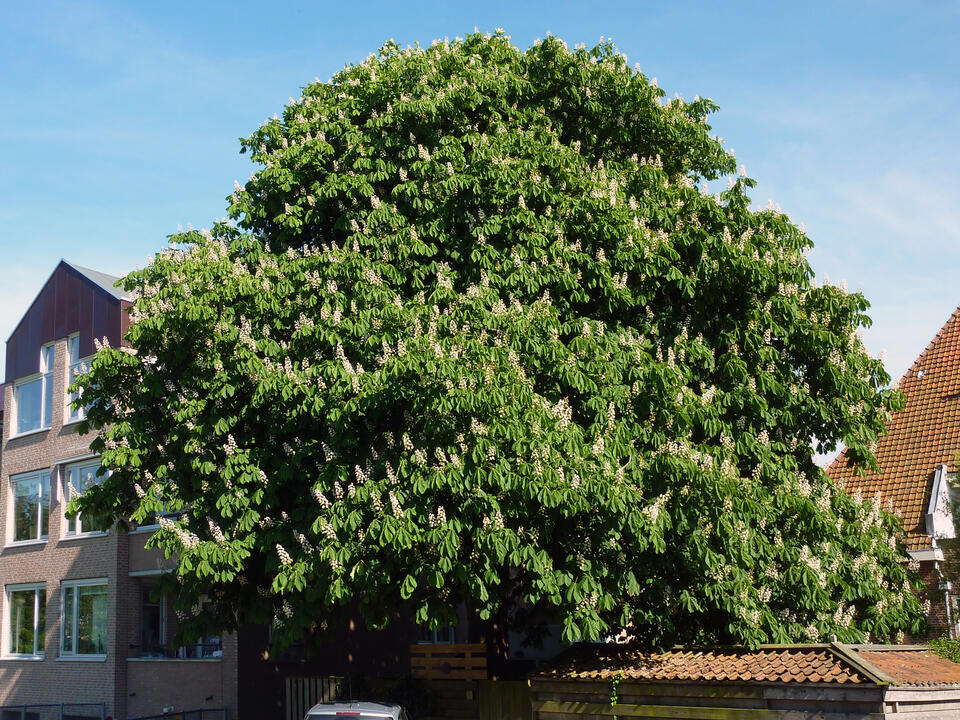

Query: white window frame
left=13, top=343, right=54, bottom=436
left=61, top=459, right=110, bottom=537
left=65, top=335, right=93, bottom=424
left=8, top=470, right=50, bottom=545
left=3, top=583, right=45, bottom=658
left=60, top=578, right=108, bottom=659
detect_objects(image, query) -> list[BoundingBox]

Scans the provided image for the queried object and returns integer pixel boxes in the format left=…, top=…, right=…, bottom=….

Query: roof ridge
left=901, top=303, right=960, bottom=384
left=829, top=643, right=895, bottom=686
left=63, top=260, right=135, bottom=301
left=826, top=302, right=960, bottom=481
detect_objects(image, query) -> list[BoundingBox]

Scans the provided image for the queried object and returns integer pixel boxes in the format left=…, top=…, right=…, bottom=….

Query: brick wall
left=911, top=558, right=956, bottom=641
left=0, top=339, right=122, bottom=713
left=125, top=633, right=238, bottom=719
left=0, top=337, right=239, bottom=718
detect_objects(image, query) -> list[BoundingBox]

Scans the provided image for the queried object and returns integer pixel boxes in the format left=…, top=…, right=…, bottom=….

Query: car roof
left=305, top=701, right=401, bottom=719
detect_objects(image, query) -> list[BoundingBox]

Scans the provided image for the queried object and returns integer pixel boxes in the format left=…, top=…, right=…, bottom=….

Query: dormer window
left=14, top=344, right=54, bottom=435
left=926, top=465, right=957, bottom=541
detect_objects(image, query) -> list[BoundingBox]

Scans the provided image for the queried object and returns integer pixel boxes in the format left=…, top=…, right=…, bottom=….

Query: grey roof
left=65, top=261, right=135, bottom=301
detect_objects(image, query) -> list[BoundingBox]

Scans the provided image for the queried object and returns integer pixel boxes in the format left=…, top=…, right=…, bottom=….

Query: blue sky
left=1, top=1, right=958, bottom=387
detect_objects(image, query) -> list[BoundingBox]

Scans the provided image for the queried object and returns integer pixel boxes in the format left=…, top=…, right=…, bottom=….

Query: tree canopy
left=75, top=31, right=924, bottom=649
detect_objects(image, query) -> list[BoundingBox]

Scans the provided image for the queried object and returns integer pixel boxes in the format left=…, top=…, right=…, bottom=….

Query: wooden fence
left=283, top=676, right=343, bottom=720
left=529, top=677, right=886, bottom=719
left=409, top=643, right=488, bottom=681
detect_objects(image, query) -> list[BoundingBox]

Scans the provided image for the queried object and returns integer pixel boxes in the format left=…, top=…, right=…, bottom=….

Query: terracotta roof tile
left=534, top=644, right=867, bottom=684
left=858, top=649, right=960, bottom=686
left=827, top=306, right=960, bottom=550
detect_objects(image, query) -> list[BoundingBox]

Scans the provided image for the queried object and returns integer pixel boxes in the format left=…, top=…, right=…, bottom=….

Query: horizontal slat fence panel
left=533, top=700, right=885, bottom=719
left=410, top=643, right=488, bottom=681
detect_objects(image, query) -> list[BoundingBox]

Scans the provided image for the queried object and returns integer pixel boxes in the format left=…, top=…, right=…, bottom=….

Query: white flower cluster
left=642, top=492, right=671, bottom=524
left=428, top=506, right=447, bottom=528
left=158, top=515, right=199, bottom=549
left=276, top=544, right=293, bottom=565
left=295, top=531, right=313, bottom=554
left=207, top=518, right=226, bottom=543
left=389, top=491, right=403, bottom=516
left=312, top=487, right=331, bottom=508
left=483, top=509, right=505, bottom=530
left=833, top=603, right=855, bottom=628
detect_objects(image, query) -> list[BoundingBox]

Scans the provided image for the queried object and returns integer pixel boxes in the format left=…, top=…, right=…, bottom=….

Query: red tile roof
left=827, top=306, right=960, bottom=550
left=534, top=645, right=866, bottom=684
left=859, top=649, right=960, bottom=687
left=534, top=644, right=960, bottom=688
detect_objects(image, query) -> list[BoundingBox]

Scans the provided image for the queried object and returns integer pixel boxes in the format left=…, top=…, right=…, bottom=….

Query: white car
left=304, top=702, right=409, bottom=720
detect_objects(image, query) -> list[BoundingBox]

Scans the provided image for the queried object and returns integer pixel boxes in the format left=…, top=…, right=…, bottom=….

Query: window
left=5, top=584, right=45, bottom=657
left=14, top=344, right=53, bottom=434
left=66, top=335, right=90, bottom=423
left=183, top=598, right=222, bottom=658
left=140, top=586, right=166, bottom=657
left=63, top=460, right=109, bottom=535
left=418, top=625, right=455, bottom=644
left=61, top=580, right=107, bottom=657
left=10, top=471, right=50, bottom=543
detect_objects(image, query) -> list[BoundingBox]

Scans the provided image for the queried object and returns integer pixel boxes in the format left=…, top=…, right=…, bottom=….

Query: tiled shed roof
left=534, top=644, right=960, bottom=688
left=534, top=644, right=866, bottom=684
left=858, top=649, right=960, bottom=687
left=827, top=305, right=960, bottom=550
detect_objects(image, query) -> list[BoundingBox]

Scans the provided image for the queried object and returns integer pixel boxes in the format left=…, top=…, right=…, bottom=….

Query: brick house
left=828, top=305, right=960, bottom=639
left=0, top=261, right=239, bottom=719
left=0, top=261, right=539, bottom=720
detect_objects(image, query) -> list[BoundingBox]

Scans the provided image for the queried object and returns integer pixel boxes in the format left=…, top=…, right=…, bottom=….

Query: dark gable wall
left=5, top=262, right=126, bottom=383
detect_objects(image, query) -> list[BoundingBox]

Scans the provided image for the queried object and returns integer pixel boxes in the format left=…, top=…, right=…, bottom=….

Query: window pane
left=77, top=585, right=107, bottom=655
left=65, top=465, right=108, bottom=534
left=64, top=468, right=77, bottom=534
left=41, top=346, right=54, bottom=373
left=13, top=477, right=40, bottom=542
left=36, top=592, right=45, bottom=653
left=68, top=337, right=80, bottom=364
left=140, top=588, right=164, bottom=656
left=16, top=379, right=42, bottom=434
left=68, top=361, right=85, bottom=421
left=39, top=474, right=50, bottom=538
left=9, top=590, right=36, bottom=654
left=62, top=586, right=75, bottom=653
left=42, top=374, right=52, bottom=429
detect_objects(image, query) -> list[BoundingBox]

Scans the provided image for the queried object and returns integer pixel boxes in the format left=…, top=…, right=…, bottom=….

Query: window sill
left=127, top=657, right=222, bottom=663
left=62, top=418, right=85, bottom=429
left=10, top=427, right=52, bottom=440
left=57, top=655, right=107, bottom=662
left=130, top=525, right=159, bottom=535
left=59, top=532, right=109, bottom=544
left=0, top=655, right=45, bottom=661
left=4, top=538, right=48, bottom=549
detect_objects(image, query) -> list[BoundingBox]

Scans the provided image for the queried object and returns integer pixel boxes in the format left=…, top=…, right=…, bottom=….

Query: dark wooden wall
left=5, top=262, right=126, bottom=383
